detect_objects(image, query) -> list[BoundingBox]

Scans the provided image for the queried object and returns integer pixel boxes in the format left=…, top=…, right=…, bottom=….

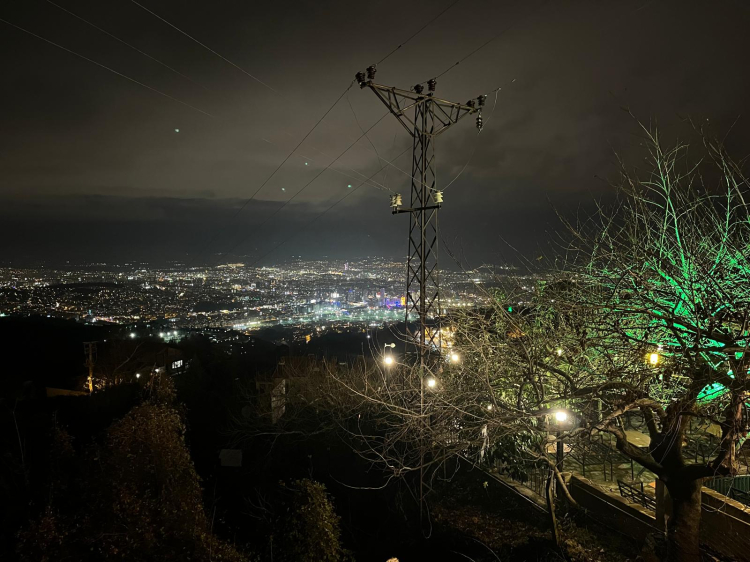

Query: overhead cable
left=420, top=0, right=552, bottom=84
left=0, top=17, right=214, bottom=117
left=45, top=2, right=387, bottom=193
left=376, top=0, right=463, bottom=65
left=215, top=111, right=391, bottom=263
left=129, top=0, right=280, bottom=95
left=244, top=144, right=413, bottom=267
left=46, top=0, right=208, bottom=91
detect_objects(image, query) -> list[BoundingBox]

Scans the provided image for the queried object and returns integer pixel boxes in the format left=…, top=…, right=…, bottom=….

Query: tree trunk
left=665, top=476, right=702, bottom=562
left=545, top=470, right=560, bottom=547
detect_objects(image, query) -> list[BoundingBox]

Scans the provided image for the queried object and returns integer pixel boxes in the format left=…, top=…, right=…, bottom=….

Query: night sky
left=2, top=0, right=749, bottom=267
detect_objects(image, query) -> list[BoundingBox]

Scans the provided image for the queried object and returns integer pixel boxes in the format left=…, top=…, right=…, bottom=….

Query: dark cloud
left=1, top=0, right=749, bottom=266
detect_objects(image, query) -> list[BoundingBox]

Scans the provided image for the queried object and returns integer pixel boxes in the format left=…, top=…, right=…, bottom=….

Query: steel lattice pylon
left=357, top=67, right=483, bottom=367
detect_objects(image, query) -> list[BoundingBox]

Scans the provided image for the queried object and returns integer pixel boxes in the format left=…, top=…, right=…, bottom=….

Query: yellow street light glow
left=450, top=353, right=460, bottom=363
left=135, top=373, right=141, bottom=379
left=649, top=353, right=659, bottom=365
left=554, top=410, right=568, bottom=423
left=486, top=404, right=493, bottom=411
left=426, top=377, right=437, bottom=388
left=130, top=333, right=136, bottom=338
left=384, top=355, right=394, bottom=366
left=556, top=348, right=563, bottom=356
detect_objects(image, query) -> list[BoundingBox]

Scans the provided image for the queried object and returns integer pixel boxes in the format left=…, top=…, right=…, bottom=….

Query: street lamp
left=135, top=373, right=141, bottom=379
left=551, top=409, right=571, bottom=470
left=426, top=376, right=437, bottom=389
left=383, top=343, right=396, bottom=365
left=649, top=352, right=659, bottom=365
left=450, top=352, right=460, bottom=363
left=383, top=343, right=396, bottom=366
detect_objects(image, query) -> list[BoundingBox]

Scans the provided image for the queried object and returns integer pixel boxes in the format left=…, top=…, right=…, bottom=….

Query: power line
left=8, top=7, right=388, bottom=264
left=215, top=111, right=391, bottom=262
left=0, top=17, right=215, bottom=118
left=421, top=0, right=552, bottom=84
left=129, top=0, right=280, bottom=95
left=442, top=79, right=511, bottom=192
left=264, top=139, right=390, bottom=192
left=43, top=1, right=388, bottom=195
left=376, top=0, right=463, bottom=65
left=242, top=144, right=413, bottom=268
left=46, top=0, right=208, bottom=91
left=150, top=0, right=469, bottom=262
left=10, top=7, right=389, bottom=252
left=189, top=81, right=358, bottom=264
left=347, top=93, right=385, bottom=176
left=223, top=82, right=357, bottom=220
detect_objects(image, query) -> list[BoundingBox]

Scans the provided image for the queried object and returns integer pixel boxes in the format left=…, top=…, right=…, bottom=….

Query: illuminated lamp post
left=383, top=343, right=396, bottom=366
left=551, top=409, right=572, bottom=471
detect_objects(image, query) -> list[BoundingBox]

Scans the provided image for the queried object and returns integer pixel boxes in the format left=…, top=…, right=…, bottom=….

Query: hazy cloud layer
left=2, top=0, right=749, bottom=265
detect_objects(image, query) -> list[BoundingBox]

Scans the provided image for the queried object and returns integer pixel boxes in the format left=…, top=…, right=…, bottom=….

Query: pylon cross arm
left=365, top=82, right=478, bottom=138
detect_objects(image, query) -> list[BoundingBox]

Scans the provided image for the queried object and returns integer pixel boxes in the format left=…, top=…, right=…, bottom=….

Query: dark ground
left=1, top=317, right=642, bottom=561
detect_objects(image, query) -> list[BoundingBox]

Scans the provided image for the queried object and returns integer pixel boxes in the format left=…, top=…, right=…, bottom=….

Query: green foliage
left=274, top=479, right=350, bottom=562
left=484, top=433, right=545, bottom=481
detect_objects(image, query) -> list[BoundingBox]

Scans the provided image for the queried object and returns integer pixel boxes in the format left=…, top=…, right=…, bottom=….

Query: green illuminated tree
left=547, top=123, right=750, bottom=561
left=331, top=124, right=750, bottom=562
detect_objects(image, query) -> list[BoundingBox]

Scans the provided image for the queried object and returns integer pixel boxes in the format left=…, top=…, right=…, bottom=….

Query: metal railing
left=617, top=479, right=656, bottom=511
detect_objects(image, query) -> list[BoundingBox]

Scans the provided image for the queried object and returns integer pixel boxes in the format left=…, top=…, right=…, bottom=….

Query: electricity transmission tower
left=356, top=65, right=484, bottom=368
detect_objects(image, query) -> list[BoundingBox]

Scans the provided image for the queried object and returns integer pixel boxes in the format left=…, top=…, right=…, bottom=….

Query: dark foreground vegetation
left=0, top=316, right=642, bottom=562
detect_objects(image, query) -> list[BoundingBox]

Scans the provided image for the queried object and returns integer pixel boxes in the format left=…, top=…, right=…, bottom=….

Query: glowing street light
left=130, top=333, right=136, bottom=339
left=450, top=352, right=460, bottom=363
left=556, top=348, right=563, bottom=357
left=551, top=408, right=572, bottom=470
left=383, top=343, right=396, bottom=366
left=426, top=377, right=437, bottom=389
left=135, top=373, right=141, bottom=379
left=649, top=352, right=659, bottom=366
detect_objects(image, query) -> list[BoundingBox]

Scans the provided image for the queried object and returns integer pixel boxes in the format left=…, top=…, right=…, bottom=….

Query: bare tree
left=326, top=123, right=750, bottom=561
left=551, top=123, right=750, bottom=561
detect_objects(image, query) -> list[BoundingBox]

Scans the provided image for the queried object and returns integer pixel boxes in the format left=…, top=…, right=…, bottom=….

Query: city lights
left=0, top=258, right=497, bottom=341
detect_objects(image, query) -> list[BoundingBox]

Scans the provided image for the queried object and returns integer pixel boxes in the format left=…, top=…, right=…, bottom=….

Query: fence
left=704, top=475, right=750, bottom=505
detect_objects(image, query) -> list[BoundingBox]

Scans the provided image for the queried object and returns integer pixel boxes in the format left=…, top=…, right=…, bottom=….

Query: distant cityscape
left=0, top=257, right=534, bottom=342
